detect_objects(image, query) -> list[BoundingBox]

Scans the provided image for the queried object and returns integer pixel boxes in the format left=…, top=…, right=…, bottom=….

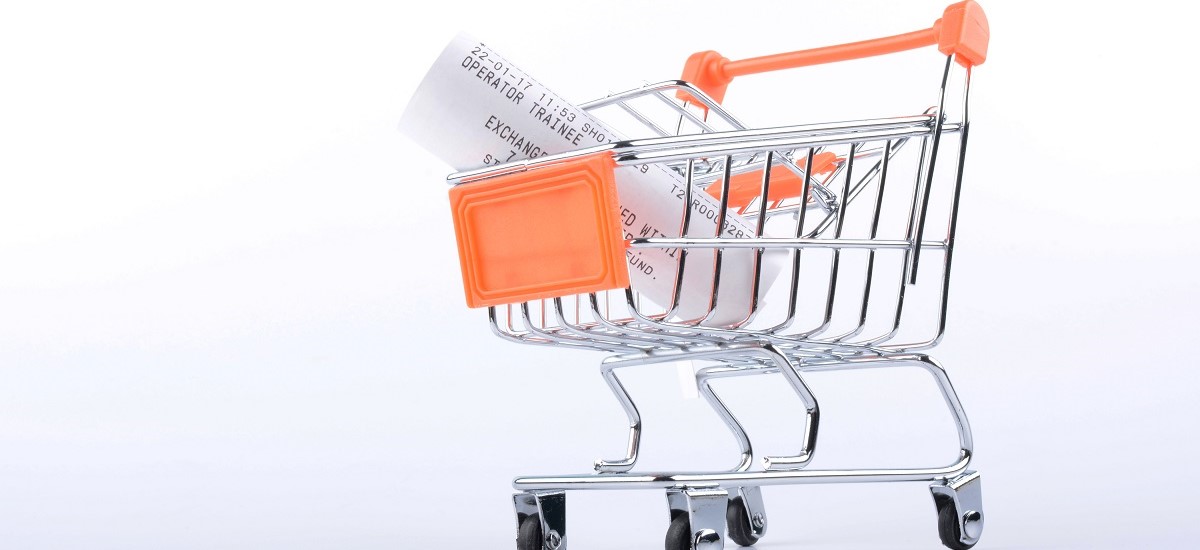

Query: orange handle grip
left=680, top=0, right=989, bottom=105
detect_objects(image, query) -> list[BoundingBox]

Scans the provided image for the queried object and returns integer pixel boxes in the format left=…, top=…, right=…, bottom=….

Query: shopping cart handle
left=680, top=0, right=989, bottom=105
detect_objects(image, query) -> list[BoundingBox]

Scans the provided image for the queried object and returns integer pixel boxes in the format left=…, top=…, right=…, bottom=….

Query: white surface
left=1, top=1, right=1198, bottom=548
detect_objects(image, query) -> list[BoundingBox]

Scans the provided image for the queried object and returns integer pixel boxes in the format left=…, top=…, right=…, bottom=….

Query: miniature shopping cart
left=443, top=2, right=989, bottom=548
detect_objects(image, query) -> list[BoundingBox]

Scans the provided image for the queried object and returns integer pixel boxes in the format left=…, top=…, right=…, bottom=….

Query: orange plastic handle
left=680, top=0, right=989, bottom=105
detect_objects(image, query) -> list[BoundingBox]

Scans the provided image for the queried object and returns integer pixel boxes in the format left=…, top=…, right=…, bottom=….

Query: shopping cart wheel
left=937, top=503, right=975, bottom=550
left=665, top=513, right=722, bottom=550
left=665, top=513, right=691, bottom=550
left=665, top=487, right=727, bottom=550
left=930, top=471, right=984, bottom=550
left=725, top=497, right=760, bottom=547
left=517, top=515, right=543, bottom=550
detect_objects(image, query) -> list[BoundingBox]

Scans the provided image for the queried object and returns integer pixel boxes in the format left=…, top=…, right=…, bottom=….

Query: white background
left=2, top=1, right=1198, bottom=548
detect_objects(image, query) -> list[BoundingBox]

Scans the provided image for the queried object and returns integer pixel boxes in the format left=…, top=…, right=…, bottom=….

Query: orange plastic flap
left=705, top=152, right=840, bottom=210
left=449, top=153, right=630, bottom=308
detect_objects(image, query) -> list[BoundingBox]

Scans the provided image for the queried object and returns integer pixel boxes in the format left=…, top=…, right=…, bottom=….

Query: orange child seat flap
left=449, top=153, right=630, bottom=308
left=706, top=152, right=840, bottom=211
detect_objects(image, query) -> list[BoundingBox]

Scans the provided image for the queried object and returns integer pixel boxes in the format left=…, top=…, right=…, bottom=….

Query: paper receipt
left=401, top=34, right=778, bottom=326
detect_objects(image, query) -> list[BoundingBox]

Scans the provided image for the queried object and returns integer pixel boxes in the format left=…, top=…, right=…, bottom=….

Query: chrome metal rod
left=446, top=121, right=960, bottom=185
left=628, top=238, right=948, bottom=250
left=512, top=453, right=970, bottom=491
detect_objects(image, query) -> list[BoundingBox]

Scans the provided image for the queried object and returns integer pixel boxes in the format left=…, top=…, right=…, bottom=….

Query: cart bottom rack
left=510, top=350, right=983, bottom=550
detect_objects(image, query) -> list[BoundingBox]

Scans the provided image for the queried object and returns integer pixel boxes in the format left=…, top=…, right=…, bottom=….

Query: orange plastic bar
left=680, top=0, right=989, bottom=105
left=705, top=152, right=840, bottom=211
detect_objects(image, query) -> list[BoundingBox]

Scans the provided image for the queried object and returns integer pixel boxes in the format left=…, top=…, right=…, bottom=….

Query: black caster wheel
left=517, top=514, right=543, bottom=550
left=937, top=501, right=976, bottom=550
left=665, top=513, right=691, bottom=550
left=726, top=496, right=761, bottom=547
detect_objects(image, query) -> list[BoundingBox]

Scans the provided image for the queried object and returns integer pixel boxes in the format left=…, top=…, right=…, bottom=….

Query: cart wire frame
left=444, top=2, right=989, bottom=548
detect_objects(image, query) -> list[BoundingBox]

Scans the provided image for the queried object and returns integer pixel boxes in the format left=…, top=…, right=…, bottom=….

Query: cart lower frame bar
left=513, top=350, right=974, bottom=492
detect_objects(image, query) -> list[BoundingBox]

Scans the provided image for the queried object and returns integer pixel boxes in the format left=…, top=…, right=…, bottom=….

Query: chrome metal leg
left=697, top=376, right=754, bottom=472
left=757, top=343, right=820, bottom=471
left=594, top=364, right=641, bottom=473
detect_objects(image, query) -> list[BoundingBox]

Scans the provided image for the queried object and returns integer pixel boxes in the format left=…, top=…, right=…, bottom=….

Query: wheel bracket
left=514, top=491, right=567, bottom=550
left=666, top=487, right=728, bottom=550
left=930, top=470, right=984, bottom=547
